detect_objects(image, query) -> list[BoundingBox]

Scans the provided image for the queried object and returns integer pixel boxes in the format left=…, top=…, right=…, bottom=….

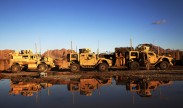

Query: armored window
left=131, top=52, right=138, bottom=56
left=71, top=54, right=78, bottom=59
left=22, top=55, right=28, bottom=59
left=30, top=56, right=34, bottom=59
left=148, top=53, right=155, bottom=56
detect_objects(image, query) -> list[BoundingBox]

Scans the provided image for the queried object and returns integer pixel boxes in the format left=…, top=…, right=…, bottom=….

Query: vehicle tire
left=11, top=64, right=21, bottom=72
left=160, top=61, right=169, bottom=70
left=70, top=63, right=80, bottom=72
left=98, top=63, right=108, bottom=72
left=38, top=64, right=48, bottom=72
left=129, top=61, right=140, bottom=70
left=22, top=65, right=28, bottom=71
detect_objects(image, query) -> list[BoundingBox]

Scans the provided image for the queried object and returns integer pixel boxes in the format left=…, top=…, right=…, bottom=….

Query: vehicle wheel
left=11, top=64, right=21, bottom=72
left=22, top=65, right=28, bottom=71
left=38, top=64, right=48, bottom=72
left=70, top=63, right=80, bottom=72
left=160, top=61, right=169, bottom=70
left=98, top=63, right=108, bottom=72
left=129, top=61, right=140, bottom=70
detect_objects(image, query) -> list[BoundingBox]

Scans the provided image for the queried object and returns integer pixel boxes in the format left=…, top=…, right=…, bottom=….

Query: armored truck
left=9, top=50, right=55, bottom=72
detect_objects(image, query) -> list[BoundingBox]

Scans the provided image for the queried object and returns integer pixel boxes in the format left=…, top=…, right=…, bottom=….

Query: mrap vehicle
left=56, top=48, right=112, bottom=72
left=112, top=45, right=174, bottom=70
left=56, top=45, right=174, bottom=72
left=9, top=50, right=55, bottom=72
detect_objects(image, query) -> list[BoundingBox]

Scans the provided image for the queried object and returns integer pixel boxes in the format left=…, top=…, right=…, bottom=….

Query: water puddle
left=0, top=76, right=183, bottom=108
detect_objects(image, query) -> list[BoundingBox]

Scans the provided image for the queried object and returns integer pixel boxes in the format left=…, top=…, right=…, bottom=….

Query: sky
left=0, top=0, right=183, bottom=53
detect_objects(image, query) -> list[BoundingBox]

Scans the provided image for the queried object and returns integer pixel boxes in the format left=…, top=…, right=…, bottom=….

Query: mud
left=1, top=66, right=183, bottom=81
left=1, top=70, right=183, bottom=84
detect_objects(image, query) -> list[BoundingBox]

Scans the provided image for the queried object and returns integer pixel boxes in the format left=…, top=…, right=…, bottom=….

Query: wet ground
left=1, top=69, right=183, bottom=108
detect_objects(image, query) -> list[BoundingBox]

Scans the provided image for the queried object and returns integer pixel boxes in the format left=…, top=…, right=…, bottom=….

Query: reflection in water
left=8, top=77, right=113, bottom=97
left=68, top=77, right=112, bottom=96
left=9, top=81, right=52, bottom=96
left=8, top=76, right=173, bottom=98
left=126, top=79, right=172, bottom=97
left=1, top=75, right=183, bottom=108
left=115, top=76, right=173, bottom=97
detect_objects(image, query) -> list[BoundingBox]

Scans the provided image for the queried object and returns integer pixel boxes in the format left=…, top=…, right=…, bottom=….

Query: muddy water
left=0, top=78, right=183, bottom=108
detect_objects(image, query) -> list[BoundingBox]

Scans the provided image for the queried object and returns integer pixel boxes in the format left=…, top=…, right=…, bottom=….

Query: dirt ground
left=1, top=66, right=183, bottom=82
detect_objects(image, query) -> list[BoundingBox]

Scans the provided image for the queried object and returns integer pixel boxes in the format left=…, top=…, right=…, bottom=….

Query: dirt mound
left=42, top=49, right=75, bottom=60
left=0, top=50, right=14, bottom=60
left=0, top=60, right=10, bottom=71
left=0, top=50, right=14, bottom=71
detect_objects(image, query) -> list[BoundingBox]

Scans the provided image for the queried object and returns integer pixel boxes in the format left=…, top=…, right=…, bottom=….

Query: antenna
left=47, top=49, right=49, bottom=57
left=98, top=85, right=101, bottom=95
left=39, top=38, right=42, bottom=54
left=97, top=40, right=99, bottom=54
left=71, top=41, right=73, bottom=53
left=35, top=43, right=38, bottom=54
left=130, top=38, right=133, bottom=51
left=71, top=41, right=73, bottom=50
left=36, top=92, right=38, bottom=103
left=72, top=92, right=75, bottom=104
left=132, top=93, right=135, bottom=104
left=47, top=87, right=50, bottom=96
left=76, top=45, right=77, bottom=53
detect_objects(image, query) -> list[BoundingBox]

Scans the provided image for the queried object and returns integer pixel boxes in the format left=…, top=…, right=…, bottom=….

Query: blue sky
left=0, top=0, right=183, bottom=53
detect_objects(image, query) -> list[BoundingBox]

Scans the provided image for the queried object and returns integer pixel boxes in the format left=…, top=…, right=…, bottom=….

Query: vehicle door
left=147, top=52, right=158, bottom=64
left=80, top=53, right=96, bottom=65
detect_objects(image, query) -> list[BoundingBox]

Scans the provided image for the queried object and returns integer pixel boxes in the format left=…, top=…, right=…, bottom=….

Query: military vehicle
left=56, top=45, right=173, bottom=72
left=9, top=50, right=55, bottom=72
left=137, top=45, right=174, bottom=70
left=57, top=48, right=112, bottom=72
left=104, top=45, right=174, bottom=70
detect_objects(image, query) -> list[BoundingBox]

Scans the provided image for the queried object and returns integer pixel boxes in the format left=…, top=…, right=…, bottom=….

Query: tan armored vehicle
left=129, top=45, right=174, bottom=70
left=56, top=45, right=173, bottom=71
left=9, top=50, right=55, bottom=72
left=104, top=45, right=174, bottom=70
left=67, top=48, right=112, bottom=72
